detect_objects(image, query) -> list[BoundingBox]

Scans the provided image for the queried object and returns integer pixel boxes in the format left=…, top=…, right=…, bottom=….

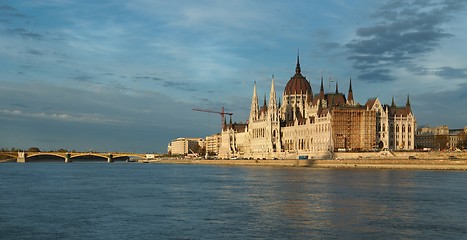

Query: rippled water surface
left=1, top=162, right=466, bottom=239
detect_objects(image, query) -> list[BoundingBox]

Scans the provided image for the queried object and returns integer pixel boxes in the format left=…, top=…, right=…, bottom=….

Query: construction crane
left=192, top=107, right=233, bottom=130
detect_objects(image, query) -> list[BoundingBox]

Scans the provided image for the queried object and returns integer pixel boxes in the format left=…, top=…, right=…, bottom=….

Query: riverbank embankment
left=147, top=151, right=467, bottom=170
left=150, top=159, right=467, bottom=170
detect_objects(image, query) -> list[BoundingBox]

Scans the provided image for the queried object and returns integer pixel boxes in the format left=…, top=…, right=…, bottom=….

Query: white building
left=168, top=138, right=204, bottom=155
left=218, top=55, right=416, bottom=159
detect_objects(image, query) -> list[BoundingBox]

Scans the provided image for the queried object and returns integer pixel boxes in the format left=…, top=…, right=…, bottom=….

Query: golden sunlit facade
left=219, top=56, right=416, bottom=159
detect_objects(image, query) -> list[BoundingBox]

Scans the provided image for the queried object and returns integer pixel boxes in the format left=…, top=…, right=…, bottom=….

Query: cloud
left=346, top=0, right=467, bottom=82
left=6, top=28, right=43, bottom=40
left=24, top=49, right=44, bottom=55
left=163, top=81, right=198, bottom=92
left=72, top=74, right=93, bottom=82
left=435, top=67, right=467, bottom=79
left=0, top=109, right=121, bottom=124
left=358, top=69, right=396, bottom=82
left=133, top=76, right=162, bottom=81
left=414, top=82, right=467, bottom=127
left=319, top=42, right=341, bottom=50
left=0, top=5, right=28, bottom=18
left=410, top=65, right=467, bottom=79
left=0, top=5, right=16, bottom=11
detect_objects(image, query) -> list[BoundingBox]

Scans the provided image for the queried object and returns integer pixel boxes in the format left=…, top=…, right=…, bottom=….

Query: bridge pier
left=65, top=153, right=72, bottom=163
left=107, top=154, right=113, bottom=163
left=17, top=152, right=27, bottom=163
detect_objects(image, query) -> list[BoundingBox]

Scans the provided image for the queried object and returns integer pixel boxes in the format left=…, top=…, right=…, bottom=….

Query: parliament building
left=218, top=55, right=416, bottom=159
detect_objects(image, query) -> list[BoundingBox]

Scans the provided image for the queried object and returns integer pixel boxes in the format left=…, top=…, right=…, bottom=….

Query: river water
left=0, top=162, right=466, bottom=239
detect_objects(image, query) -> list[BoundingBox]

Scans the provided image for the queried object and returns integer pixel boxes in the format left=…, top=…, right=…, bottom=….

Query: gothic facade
left=218, top=56, right=416, bottom=159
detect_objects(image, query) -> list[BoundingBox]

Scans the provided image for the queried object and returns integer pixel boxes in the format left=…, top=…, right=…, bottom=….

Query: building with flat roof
left=415, top=125, right=467, bottom=150
left=205, top=133, right=221, bottom=156
left=168, top=138, right=204, bottom=155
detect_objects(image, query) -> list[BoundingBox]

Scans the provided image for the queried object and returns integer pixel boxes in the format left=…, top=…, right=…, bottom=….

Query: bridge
left=1, top=151, right=155, bottom=163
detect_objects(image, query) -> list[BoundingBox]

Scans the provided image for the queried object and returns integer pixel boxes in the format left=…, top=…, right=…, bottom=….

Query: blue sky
left=1, top=0, right=466, bottom=153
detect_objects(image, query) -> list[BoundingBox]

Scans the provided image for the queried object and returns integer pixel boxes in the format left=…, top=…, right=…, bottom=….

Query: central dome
left=284, top=55, right=312, bottom=95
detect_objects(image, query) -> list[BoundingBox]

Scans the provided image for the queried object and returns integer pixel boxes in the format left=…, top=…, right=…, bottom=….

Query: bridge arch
left=28, top=152, right=66, bottom=159
left=0, top=152, right=18, bottom=158
left=113, top=154, right=146, bottom=159
left=70, top=153, right=108, bottom=159
left=26, top=153, right=66, bottom=162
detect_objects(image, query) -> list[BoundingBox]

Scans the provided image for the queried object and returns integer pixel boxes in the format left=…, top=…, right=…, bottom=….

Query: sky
left=1, top=0, right=467, bottom=153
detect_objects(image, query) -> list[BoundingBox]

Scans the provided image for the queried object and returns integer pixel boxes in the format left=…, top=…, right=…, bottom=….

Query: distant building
left=415, top=125, right=449, bottom=150
left=205, top=133, right=221, bottom=155
left=168, top=138, right=204, bottom=155
left=218, top=54, right=416, bottom=159
left=415, top=125, right=466, bottom=150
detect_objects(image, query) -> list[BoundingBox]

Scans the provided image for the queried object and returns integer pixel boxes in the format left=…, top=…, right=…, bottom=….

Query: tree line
left=0, top=147, right=76, bottom=152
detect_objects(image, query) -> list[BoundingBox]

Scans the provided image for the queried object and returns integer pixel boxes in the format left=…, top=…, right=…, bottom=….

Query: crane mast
left=192, top=107, right=233, bottom=130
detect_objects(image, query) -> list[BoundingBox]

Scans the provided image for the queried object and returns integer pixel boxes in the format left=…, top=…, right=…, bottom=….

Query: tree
left=28, top=147, right=40, bottom=152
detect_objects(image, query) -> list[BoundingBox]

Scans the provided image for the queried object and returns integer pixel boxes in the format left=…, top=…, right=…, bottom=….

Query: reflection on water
left=0, top=163, right=466, bottom=239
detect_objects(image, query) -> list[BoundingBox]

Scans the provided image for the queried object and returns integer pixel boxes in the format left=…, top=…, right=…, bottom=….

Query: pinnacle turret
left=319, top=77, right=325, bottom=100
left=295, top=52, right=301, bottom=74
left=347, top=78, right=354, bottom=105
left=406, top=94, right=412, bottom=113
left=249, top=81, right=259, bottom=121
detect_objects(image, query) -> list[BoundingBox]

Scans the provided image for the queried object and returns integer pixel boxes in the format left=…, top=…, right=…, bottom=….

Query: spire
left=319, top=77, right=325, bottom=100
left=406, top=94, right=412, bottom=113
left=391, top=96, right=395, bottom=107
left=268, top=75, right=277, bottom=113
left=263, top=94, right=267, bottom=107
left=295, top=51, right=301, bottom=74
left=269, top=75, right=277, bottom=108
left=253, top=81, right=257, bottom=98
left=249, top=81, right=259, bottom=121
left=335, top=81, right=339, bottom=94
left=347, top=78, right=354, bottom=105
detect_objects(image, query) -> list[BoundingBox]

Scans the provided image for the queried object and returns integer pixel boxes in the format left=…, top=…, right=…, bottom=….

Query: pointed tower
left=268, top=75, right=278, bottom=121
left=249, top=81, right=259, bottom=122
left=319, top=77, right=325, bottom=100
left=335, top=81, right=339, bottom=94
left=295, top=51, right=301, bottom=74
left=267, top=76, right=281, bottom=154
left=391, top=96, right=396, bottom=107
left=347, top=78, right=354, bottom=105
left=406, top=95, right=412, bottom=113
